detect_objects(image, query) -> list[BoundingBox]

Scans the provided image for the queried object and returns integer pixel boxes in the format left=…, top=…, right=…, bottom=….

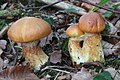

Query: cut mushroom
left=79, top=12, right=105, bottom=62
left=7, top=17, right=51, bottom=70
left=66, top=24, right=84, bottom=65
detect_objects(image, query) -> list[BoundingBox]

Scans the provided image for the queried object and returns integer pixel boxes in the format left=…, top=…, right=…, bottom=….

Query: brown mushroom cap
left=66, top=24, right=84, bottom=37
left=8, top=17, right=51, bottom=43
left=79, top=12, right=105, bottom=33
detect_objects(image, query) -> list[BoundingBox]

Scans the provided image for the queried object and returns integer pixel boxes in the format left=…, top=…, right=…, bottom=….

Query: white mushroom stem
left=68, top=37, right=84, bottom=65
left=82, top=33, right=104, bottom=62
left=68, top=33, right=104, bottom=65
left=22, top=41, right=48, bottom=70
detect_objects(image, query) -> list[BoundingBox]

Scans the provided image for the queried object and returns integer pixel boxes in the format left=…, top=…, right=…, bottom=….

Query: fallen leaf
left=105, top=67, right=120, bottom=80
left=0, top=40, right=7, bottom=49
left=102, top=41, right=120, bottom=56
left=40, top=32, right=53, bottom=47
left=115, top=20, right=120, bottom=28
left=112, top=41, right=120, bottom=55
left=102, top=41, right=114, bottom=56
left=50, top=50, right=62, bottom=64
left=0, top=65, right=40, bottom=80
left=106, top=22, right=118, bottom=35
left=57, top=74, right=71, bottom=80
left=71, top=67, right=93, bottom=80
left=40, top=77, right=47, bottom=80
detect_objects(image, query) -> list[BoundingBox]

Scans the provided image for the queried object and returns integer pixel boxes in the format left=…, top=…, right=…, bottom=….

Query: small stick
left=39, top=0, right=63, bottom=10
left=54, top=72, right=61, bottom=80
left=49, top=68, right=70, bottom=74
left=37, top=0, right=86, bottom=15
left=80, top=0, right=120, bottom=14
left=41, top=66, right=72, bottom=73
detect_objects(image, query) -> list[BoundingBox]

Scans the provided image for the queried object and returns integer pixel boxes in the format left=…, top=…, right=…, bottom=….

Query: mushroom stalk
left=22, top=41, right=48, bottom=70
left=68, top=38, right=84, bottom=65
left=82, top=33, right=104, bottom=62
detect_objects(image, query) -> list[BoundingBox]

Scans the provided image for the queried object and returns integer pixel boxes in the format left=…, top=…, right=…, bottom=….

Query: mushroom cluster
left=66, top=12, right=105, bottom=66
left=7, top=17, right=51, bottom=70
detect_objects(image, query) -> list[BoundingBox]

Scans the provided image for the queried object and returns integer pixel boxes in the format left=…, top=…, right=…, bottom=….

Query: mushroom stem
left=82, top=33, right=104, bottom=62
left=68, top=33, right=104, bottom=65
left=68, top=38, right=84, bottom=65
left=22, top=41, right=48, bottom=70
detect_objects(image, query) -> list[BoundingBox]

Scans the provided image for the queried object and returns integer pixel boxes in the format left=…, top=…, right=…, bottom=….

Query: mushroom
left=7, top=17, right=51, bottom=70
left=66, top=24, right=84, bottom=65
left=78, top=12, right=105, bottom=62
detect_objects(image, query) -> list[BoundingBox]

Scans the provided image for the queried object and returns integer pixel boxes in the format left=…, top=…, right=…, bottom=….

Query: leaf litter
left=0, top=0, right=119, bottom=80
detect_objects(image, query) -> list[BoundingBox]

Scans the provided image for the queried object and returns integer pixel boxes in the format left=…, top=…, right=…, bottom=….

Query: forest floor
left=0, top=0, right=120, bottom=80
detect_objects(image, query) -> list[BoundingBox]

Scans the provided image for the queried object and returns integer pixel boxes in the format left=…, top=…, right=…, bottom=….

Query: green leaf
left=91, top=0, right=110, bottom=11
left=103, top=11, right=113, bottom=18
left=93, top=71, right=113, bottom=80
left=93, top=75, right=106, bottom=80
left=104, top=3, right=120, bottom=18
left=100, top=71, right=113, bottom=80
left=64, top=8, right=77, bottom=13
left=104, top=24, right=110, bottom=30
left=44, top=17, right=54, bottom=26
left=108, top=3, right=120, bottom=9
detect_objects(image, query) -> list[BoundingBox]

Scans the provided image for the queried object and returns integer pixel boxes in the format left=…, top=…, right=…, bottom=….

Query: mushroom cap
left=66, top=24, right=84, bottom=37
left=79, top=12, right=105, bottom=33
left=8, top=17, right=51, bottom=43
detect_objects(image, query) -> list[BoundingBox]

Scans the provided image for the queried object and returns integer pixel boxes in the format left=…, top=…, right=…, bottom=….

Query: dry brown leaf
left=101, top=22, right=120, bottom=56
left=50, top=50, right=62, bottom=64
left=102, top=40, right=120, bottom=56
left=0, top=65, right=40, bottom=80
left=40, top=77, right=47, bottom=80
left=112, top=41, right=120, bottom=55
left=71, top=67, right=93, bottom=80
left=40, top=32, right=53, bottom=47
left=57, top=74, right=71, bottom=80
left=105, top=67, right=120, bottom=80
left=102, top=41, right=115, bottom=56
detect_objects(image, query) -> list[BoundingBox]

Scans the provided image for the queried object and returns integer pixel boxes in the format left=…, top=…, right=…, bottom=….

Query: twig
left=19, top=0, right=63, bottom=10
left=54, top=72, right=61, bottom=80
left=49, top=68, right=70, bottom=74
left=43, top=65, right=75, bottom=70
left=82, top=62, right=105, bottom=70
left=41, top=66, right=72, bottom=73
left=39, top=0, right=63, bottom=10
left=37, top=0, right=86, bottom=15
left=80, top=0, right=120, bottom=14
